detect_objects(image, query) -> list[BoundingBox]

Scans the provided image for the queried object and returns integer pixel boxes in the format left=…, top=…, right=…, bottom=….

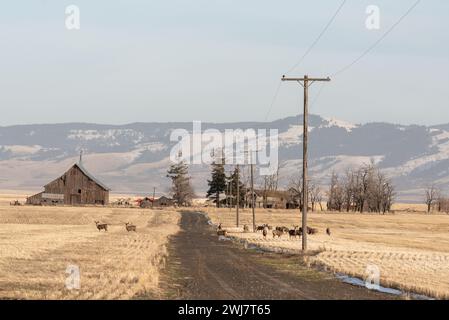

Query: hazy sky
left=0, top=0, right=448, bottom=126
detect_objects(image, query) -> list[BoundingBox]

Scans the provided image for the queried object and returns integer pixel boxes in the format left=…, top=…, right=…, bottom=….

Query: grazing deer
left=272, top=229, right=284, bottom=238
left=262, top=227, right=268, bottom=239
left=125, top=222, right=137, bottom=232
left=257, top=224, right=272, bottom=232
left=95, top=221, right=108, bottom=232
left=276, top=226, right=289, bottom=233
left=326, top=227, right=331, bottom=236
left=289, top=226, right=301, bottom=239
left=243, top=225, right=249, bottom=232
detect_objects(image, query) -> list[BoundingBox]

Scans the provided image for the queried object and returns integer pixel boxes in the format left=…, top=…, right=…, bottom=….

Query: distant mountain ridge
left=1, top=115, right=448, bottom=202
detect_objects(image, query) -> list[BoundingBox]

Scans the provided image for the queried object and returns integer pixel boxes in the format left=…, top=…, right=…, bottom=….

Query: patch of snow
left=335, top=274, right=433, bottom=300
left=386, top=133, right=449, bottom=177
left=279, top=125, right=315, bottom=146
left=67, top=129, right=144, bottom=145
left=136, top=142, right=167, bottom=153
left=323, top=117, right=358, bottom=132
left=335, top=274, right=402, bottom=295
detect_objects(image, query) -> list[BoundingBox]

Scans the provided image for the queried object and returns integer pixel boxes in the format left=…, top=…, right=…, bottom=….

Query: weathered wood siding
left=44, top=165, right=109, bottom=205
left=26, top=192, right=43, bottom=205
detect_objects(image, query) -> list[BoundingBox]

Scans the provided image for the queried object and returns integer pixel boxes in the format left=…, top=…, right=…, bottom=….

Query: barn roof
left=75, top=163, right=110, bottom=191
left=44, top=163, right=110, bottom=191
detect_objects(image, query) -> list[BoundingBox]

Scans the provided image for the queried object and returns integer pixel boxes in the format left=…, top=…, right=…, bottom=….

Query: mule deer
left=262, top=227, right=268, bottom=239
left=125, top=222, right=137, bottom=232
left=95, top=221, right=108, bottom=232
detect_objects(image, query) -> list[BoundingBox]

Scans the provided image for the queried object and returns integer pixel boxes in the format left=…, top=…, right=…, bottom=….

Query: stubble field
left=0, top=194, right=180, bottom=299
left=205, top=207, right=449, bottom=299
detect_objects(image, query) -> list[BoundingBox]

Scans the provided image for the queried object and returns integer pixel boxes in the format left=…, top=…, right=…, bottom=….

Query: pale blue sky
left=0, top=0, right=448, bottom=126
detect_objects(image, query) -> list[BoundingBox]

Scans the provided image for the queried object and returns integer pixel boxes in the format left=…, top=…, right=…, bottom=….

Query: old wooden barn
left=26, top=162, right=110, bottom=206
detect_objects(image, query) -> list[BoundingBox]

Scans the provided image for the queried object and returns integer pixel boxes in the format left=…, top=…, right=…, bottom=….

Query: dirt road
left=159, top=211, right=393, bottom=300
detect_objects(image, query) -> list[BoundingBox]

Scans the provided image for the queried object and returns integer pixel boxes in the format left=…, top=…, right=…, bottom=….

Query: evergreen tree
left=206, top=161, right=227, bottom=207
left=167, top=160, right=194, bottom=206
left=229, top=167, right=246, bottom=206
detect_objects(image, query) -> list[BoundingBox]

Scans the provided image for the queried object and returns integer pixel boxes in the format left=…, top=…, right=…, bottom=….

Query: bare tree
left=288, top=175, right=303, bottom=210
left=425, top=185, right=439, bottom=213
left=343, top=168, right=356, bottom=212
left=437, top=194, right=449, bottom=213
left=327, top=172, right=344, bottom=212
left=309, top=182, right=322, bottom=212
left=261, top=164, right=280, bottom=208
left=327, top=164, right=394, bottom=214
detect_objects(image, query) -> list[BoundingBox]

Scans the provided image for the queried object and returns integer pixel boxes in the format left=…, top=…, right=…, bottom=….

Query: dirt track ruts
left=159, top=211, right=393, bottom=300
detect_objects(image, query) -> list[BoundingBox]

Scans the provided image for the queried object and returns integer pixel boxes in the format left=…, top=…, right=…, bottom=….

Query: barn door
left=70, top=194, right=81, bottom=205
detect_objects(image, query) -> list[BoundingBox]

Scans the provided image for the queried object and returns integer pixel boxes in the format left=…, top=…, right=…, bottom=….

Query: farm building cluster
left=25, top=159, right=176, bottom=208
left=138, top=196, right=175, bottom=208
left=207, top=190, right=301, bottom=209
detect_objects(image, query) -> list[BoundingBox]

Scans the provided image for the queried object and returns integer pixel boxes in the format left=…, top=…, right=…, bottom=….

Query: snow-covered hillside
left=0, top=115, right=447, bottom=201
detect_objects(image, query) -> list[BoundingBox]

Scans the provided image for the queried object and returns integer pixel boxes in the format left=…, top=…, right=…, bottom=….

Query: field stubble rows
left=0, top=201, right=180, bottom=300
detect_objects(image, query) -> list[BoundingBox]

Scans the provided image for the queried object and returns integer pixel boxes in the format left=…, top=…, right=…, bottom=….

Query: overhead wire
left=264, top=0, right=347, bottom=121
left=332, top=0, right=422, bottom=77
left=312, top=0, right=422, bottom=112
left=285, top=0, right=347, bottom=75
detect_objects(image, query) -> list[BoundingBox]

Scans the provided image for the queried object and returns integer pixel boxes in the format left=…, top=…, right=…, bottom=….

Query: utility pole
left=226, top=180, right=229, bottom=208
left=229, top=171, right=233, bottom=212
left=152, top=187, right=156, bottom=208
left=244, top=149, right=260, bottom=232
left=281, top=75, right=331, bottom=251
left=250, top=154, right=256, bottom=232
left=236, top=165, right=240, bottom=227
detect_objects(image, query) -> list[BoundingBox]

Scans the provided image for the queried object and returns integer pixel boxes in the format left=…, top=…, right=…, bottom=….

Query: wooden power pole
left=250, top=155, right=256, bottom=232
left=229, top=171, right=233, bottom=212
left=245, top=149, right=259, bottom=232
left=281, top=75, right=331, bottom=251
left=236, top=165, right=240, bottom=227
left=152, top=187, right=156, bottom=208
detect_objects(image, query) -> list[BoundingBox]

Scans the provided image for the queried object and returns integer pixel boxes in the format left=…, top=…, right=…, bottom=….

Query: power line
left=264, top=0, right=346, bottom=121
left=264, top=80, right=282, bottom=121
left=310, top=82, right=326, bottom=110
left=332, top=0, right=421, bottom=77
left=285, top=0, right=347, bottom=75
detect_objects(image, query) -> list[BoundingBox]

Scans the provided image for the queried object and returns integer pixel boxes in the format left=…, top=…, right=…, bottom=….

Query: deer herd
left=218, top=222, right=331, bottom=240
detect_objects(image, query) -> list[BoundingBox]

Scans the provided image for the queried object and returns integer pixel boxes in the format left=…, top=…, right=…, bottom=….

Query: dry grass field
left=0, top=194, right=180, bottom=299
left=205, top=207, right=449, bottom=299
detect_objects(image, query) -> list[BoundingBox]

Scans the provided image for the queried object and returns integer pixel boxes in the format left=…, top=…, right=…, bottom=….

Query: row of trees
left=166, top=159, right=447, bottom=216
left=326, top=164, right=395, bottom=213
left=167, top=159, right=448, bottom=215
left=205, top=160, right=397, bottom=213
